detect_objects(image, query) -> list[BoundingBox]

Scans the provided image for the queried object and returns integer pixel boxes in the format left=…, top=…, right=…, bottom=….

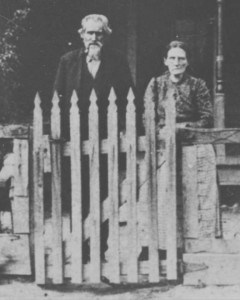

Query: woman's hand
left=176, top=122, right=190, bottom=130
left=176, top=122, right=195, bottom=141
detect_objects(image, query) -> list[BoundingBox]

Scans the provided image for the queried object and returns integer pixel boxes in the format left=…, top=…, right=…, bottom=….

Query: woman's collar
left=165, top=71, right=188, bottom=84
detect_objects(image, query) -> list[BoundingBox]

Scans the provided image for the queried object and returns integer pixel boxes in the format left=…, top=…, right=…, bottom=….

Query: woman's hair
left=164, top=40, right=190, bottom=59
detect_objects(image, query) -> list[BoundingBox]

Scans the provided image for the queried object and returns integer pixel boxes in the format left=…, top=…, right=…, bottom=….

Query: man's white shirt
left=86, top=56, right=101, bottom=78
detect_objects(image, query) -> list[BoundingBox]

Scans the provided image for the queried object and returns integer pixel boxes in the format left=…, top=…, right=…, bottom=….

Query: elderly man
left=54, top=14, right=133, bottom=139
left=54, top=14, right=133, bottom=263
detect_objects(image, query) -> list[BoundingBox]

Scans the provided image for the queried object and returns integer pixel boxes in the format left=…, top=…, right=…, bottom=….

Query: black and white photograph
left=0, top=0, right=240, bottom=299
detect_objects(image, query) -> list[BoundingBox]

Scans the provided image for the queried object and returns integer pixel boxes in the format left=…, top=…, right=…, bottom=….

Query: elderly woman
left=144, top=40, right=213, bottom=130
left=144, top=41, right=220, bottom=249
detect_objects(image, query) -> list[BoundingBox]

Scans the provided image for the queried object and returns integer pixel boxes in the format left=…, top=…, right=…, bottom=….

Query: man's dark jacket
left=54, top=47, right=134, bottom=139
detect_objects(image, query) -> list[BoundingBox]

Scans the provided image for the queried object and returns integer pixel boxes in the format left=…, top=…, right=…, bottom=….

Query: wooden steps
left=218, top=167, right=240, bottom=185
left=217, top=154, right=240, bottom=185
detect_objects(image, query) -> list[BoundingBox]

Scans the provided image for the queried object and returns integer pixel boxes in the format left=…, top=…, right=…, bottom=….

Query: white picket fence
left=1, top=89, right=240, bottom=285
left=32, top=87, right=178, bottom=284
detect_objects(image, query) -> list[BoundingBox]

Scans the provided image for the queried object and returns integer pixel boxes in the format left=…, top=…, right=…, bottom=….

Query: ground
left=0, top=281, right=240, bottom=300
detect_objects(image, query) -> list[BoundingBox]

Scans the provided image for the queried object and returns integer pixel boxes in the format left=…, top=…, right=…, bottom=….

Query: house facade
left=0, top=0, right=240, bottom=286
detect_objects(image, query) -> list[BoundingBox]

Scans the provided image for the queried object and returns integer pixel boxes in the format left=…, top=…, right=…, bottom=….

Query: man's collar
left=86, top=55, right=101, bottom=63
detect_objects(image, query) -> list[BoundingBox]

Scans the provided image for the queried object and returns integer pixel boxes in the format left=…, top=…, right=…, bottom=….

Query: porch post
left=214, top=0, right=225, bottom=128
left=126, top=0, right=137, bottom=85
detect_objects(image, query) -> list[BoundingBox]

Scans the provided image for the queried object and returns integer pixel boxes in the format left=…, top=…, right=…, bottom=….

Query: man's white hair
left=78, top=14, right=112, bottom=36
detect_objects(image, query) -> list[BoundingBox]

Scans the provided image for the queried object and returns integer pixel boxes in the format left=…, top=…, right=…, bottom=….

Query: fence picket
left=107, top=88, right=120, bottom=283
left=70, top=91, right=83, bottom=283
left=144, top=93, right=159, bottom=282
left=89, top=89, right=101, bottom=283
left=33, top=93, right=45, bottom=284
left=12, top=139, right=29, bottom=234
left=165, top=91, right=177, bottom=280
left=51, top=91, right=63, bottom=283
left=126, top=88, right=138, bottom=283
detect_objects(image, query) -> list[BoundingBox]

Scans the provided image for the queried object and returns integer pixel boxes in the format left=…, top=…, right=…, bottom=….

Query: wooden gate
left=32, top=88, right=179, bottom=284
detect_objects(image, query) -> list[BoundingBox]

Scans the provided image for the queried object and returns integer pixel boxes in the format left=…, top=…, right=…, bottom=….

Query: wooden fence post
left=144, top=92, right=159, bottom=282
left=51, top=91, right=63, bottom=284
left=33, top=92, right=45, bottom=284
left=165, top=91, right=177, bottom=280
left=70, top=90, right=83, bottom=283
left=89, top=89, right=101, bottom=283
left=126, top=88, right=138, bottom=283
left=107, top=88, right=120, bottom=283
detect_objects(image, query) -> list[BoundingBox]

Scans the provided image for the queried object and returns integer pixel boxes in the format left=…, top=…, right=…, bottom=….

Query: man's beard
left=87, top=43, right=103, bottom=60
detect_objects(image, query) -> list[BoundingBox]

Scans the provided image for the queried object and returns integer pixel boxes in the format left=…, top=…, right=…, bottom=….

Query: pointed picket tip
left=70, top=90, right=79, bottom=106
left=127, top=87, right=135, bottom=102
left=33, top=92, right=43, bottom=139
left=52, top=90, right=60, bottom=104
left=108, top=87, right=117, bottom=102
left=90, top=89, right=97, bottom=103
left=34, top=92, right=42, bottom=107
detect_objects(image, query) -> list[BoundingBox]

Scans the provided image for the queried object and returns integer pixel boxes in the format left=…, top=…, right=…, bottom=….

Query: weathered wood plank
left=11, top=197, right=29, bottom=234
left=107, top=88, right=120, bottom=283
left=165, top=91, right=177, bottom=280
left=182, top=146, right=198, bottom=238
left=51, top=91, right=63, bottom=284
left=63, top=135, right=147, bottom=156
left=63, top=128, right=240, bottom=155
left=63, top=129, right=240, bottom=156
left=33, top=93, right=45, bottom=284
left=0, top=124, right=29, bottom=139
left=180, top=128, right=240, bottom=145
left=11, top=140, right=30, bottom=234
left=88, top=89, right=101, bottom=283
left=13, top=139, right=29, bottom=197
left=183, top=253, right=240, bottom=285
left=144, top=88, right=159, bottom=282
left=196, top=145, right=220, bottom=238
left=126, top=88, right=138, bottom=283
left=70, top=91, right=83, bottom=283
